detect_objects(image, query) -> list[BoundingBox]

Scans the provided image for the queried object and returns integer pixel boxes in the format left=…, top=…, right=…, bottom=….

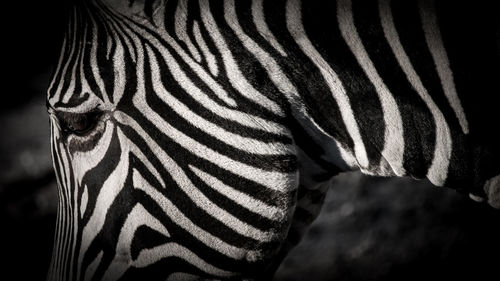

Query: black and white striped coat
left=46, top=0, right=500, bottom=280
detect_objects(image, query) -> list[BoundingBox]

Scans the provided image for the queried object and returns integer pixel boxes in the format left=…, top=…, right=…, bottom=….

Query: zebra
left=46, top=0, right=500, bottom=280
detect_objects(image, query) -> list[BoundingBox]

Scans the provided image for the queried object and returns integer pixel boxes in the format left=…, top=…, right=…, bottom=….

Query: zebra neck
left=74, top=0, right=498, bottom=191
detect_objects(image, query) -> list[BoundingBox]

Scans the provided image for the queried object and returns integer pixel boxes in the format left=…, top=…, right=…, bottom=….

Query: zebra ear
left=99, top=0, right=160, bottom=20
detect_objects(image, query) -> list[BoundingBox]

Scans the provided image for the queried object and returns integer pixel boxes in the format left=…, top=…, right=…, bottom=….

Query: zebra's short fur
left=46, top=0, right=500, bottom=280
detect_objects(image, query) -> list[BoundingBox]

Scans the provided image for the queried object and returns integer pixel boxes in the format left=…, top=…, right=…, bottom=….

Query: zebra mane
left=96, top=0, right=162, bottom=24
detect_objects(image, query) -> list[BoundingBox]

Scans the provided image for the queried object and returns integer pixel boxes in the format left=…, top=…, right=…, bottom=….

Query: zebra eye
left=56, top=111, right=101, bottom=136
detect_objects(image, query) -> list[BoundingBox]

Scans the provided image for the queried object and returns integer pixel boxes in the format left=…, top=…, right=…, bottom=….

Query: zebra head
left=46, top=0, right=500, bottom=280
left=46, top=0, right=300, bottom=280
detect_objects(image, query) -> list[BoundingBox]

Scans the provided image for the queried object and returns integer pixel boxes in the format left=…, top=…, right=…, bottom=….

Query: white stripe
left=77, top=23, right=99, bottom=108
left=50, top=124, right=64, bottom=280
left=223, top=0, right=349, bottom=174
left=61, top=38, right=82, bottom=103
left=192, top=20, right=219, bottom=76
left=117, top=111, right=282, bottom=241
left=224, top=0, right=298, bottom=101
left=128, top=101, right=283, bottom=239
left=122, top=29, right=293, bottom=239
left=101, top=10, right=137, bottom=63
left=485, top=174, right=500, bottom=208
left=58, top=142, right=76, bottom=281
left=174, top=0, right=202, bottom=62
left=80, top=185, right=88, bottom=218
left=53, top=140, right=70, bottom=280
left=62, top=12, right=85, bottom=104
left=48, top=123, right=61, bottom=281
left=132, top=170, right=260, bottom=260
left=86, top=121, right=165, bottom=187
left=84, top=251, right=102, bottom=281
left=157, top=43, right=287, bottom=133
left=52, top=99, right=103, bottom=114
left=119, top=12, right=238, bottom=107
left=337, top=0, right=405, bottom=176
left=110, top=32, right=126, bottom=104
left=148, top=29, right=286, bottom=134
left=88, top=13, right=110, bottom=104
left=47, top=35, right=67, bottom=96
left=146, top=46, right=292, bottom=155
left=77, top=127, right=129, bottom=279
left=130, top=149, right=166, bottom=189
left=199, top=0, right=285, bottom=116
left=62, top=10, right=108, bottom=105
left=121, top=102, right=296, bottom=192
left=102, top=204, right=171, bottom=281
left=71, top=152, right=79, bottom=281
left=72, top=118, right=114, bottom=184
left=111, top=13, right=297, bottom=191
left=167, top=273, right=205, bottom=281
left=251, top=0, right=287, bottom=56
left=50, top=8, right=78, bottom=105
left=293, top=112, right=358, bottom=171
left=134, top=243, right=233, bottom=277
left=379, top=0, right=452, bottom=186
left=286, top=0, right=370, bottom=168
left=419, top=0, right=469, bottom=134
left=189, top=165, right=286, bottom=221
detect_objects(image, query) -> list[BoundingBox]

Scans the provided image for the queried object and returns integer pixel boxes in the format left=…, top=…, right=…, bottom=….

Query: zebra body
left=47, top=0, right=500, bottom=280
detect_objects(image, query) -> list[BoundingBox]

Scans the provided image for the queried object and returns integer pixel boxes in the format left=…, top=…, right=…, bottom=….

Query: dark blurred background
left=1, top=1, right=69, bottom=280
left=1, top=1, right=500, bottom=281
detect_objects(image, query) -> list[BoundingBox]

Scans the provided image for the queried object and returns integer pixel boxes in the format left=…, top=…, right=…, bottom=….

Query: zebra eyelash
left=55, top=110, right=108, bottom=152
left=58, top=111, right=101, bottom=135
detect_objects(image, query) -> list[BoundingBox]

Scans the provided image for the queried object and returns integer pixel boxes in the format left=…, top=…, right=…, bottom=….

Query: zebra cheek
left=70, top=120, right=116, bottom=186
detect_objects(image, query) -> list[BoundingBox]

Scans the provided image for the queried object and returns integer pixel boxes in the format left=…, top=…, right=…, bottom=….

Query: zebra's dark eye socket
left=56, top=111, right=101, bottom=136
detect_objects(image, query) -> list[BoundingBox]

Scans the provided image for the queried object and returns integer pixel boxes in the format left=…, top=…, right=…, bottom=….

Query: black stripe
left=351, top=0, right=435, bottom=178
left=266, top=0, right=356, bottom=160
left=202, top=0, right=290, bottom=119
left=303, top=0, right=386, bottom=168
left=120, top=113, right=289, bottom=207
left=146, top=38, right=292, bottom=143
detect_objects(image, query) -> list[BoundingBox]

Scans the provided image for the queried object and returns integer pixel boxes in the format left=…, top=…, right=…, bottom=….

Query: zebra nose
left=484, top=174, right=500, bottom=209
